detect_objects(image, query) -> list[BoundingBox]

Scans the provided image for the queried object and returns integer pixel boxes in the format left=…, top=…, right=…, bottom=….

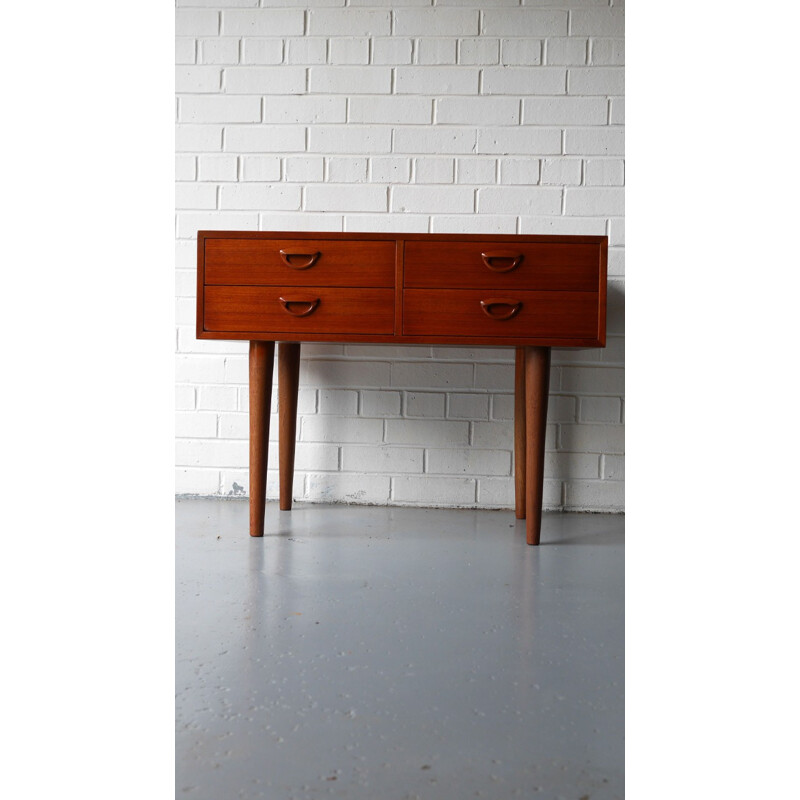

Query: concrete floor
left=176, top=498, right=624, bottom=800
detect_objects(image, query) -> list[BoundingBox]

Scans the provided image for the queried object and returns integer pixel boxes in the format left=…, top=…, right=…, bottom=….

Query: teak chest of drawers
left=197, top=231, right=608, bottom=545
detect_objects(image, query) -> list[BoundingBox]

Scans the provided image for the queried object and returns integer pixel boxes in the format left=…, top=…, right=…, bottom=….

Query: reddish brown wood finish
left=514, top=346, right=526, bottom=520
left=278, top=342, right=301, bottom=511
left=278, top=249, right=320, bottom=269
left=205, top=238, right=395, bottom=287
left=524, top=346, right=551, bottom=546
left=204, top=286, right=395, bottom=335
left=402, top=289, right=599, bottom=339
left=199, top=329, right=604, bottom=348
left=278, top=297, right=320, bottom=317
left=394, top=239, right=404, bottom=336
left=480, top=298, right=523, bottom=321
left=597, top=239, right=608, bottom=347
left=482, top=250, right=524, bottom=273
left=404, top=240, right=601, bottom=291
left=249, top=341, right=275, bottom=538
left=197, top=231, right=607, bottom=348
left=196, top=231, right=609, bottom=546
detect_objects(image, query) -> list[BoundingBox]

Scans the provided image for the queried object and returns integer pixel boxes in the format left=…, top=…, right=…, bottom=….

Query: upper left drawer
left=204, top=238, right=396, bottom=287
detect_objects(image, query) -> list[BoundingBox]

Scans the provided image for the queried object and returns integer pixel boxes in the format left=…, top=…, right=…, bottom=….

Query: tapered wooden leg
left=279, top=342, right=301, bottom=511
left=525, top=346, right=551, bottom=546
left=249, top=341, right=275, bottom=537
left=514, top=346, right=526, bottom=520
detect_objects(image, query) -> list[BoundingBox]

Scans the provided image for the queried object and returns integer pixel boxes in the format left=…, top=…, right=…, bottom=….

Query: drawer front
left=404, top=241, right=600, bottom=292
left=403, top=289, right=599, bottom=339
left=204, top=238, right=395, bottom=287
left=204, top=286, right=395, bottom=335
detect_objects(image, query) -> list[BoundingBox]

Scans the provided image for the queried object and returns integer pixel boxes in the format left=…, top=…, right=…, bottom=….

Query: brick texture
left=176, top=1, right=625, bottom=512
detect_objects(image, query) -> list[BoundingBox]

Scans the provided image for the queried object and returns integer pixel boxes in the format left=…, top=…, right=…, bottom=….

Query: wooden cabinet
left=197, top=231, right=608, bottom=545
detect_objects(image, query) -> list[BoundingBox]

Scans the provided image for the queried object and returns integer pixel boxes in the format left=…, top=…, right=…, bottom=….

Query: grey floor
left=176, top=498, right=624, bottom=800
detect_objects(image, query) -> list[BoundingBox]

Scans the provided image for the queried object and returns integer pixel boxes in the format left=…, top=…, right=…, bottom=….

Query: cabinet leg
left=514, top=346, right=526, bottom=520
left=279, top=342, right=301, bottom=511
left=524, top=346, right=551, bottom=546
left=249, top=341, right=275, bottom=537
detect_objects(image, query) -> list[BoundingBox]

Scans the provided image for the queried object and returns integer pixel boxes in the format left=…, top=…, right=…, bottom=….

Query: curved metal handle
left=480, top=298, right=522, bottom=321
left=279, top=249, right=321, bottom=269
left=279, top=296, right=320, bottom=317
left=481, top=250, right=524, bottom=273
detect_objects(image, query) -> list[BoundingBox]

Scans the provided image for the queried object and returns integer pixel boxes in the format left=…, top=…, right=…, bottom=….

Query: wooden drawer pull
left=279, top=249, right=321, bottom=269
left=481, top=250, right=523, bottom=272
left=279, top=296, right=320, bottom=317
left=480, top=298, right=522, bottom=321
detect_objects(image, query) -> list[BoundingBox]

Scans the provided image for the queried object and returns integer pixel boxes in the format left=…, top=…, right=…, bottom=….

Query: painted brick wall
left=175, top=0, right=625, bottom=512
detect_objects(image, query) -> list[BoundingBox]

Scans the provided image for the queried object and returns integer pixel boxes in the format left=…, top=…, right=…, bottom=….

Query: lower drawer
left=204, top=286, right=395, bottom=335
left=402, top=289, right=599, bottom=339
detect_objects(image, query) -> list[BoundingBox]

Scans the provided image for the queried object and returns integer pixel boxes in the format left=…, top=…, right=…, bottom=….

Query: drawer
left=204, top=238, right=395, bottom=287
left=404, top=240, right=600, bottom=292
left=204, top=286, right=395, bottom=335
left=402, top=289, right=599, bottom=339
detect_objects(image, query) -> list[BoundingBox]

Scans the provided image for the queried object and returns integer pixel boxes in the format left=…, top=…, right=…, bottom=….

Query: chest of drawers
left=197, top=231, right=608, bottom=545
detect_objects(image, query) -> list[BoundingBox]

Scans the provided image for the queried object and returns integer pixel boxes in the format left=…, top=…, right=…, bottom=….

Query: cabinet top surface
left=198, top=230, right=608, bottom=245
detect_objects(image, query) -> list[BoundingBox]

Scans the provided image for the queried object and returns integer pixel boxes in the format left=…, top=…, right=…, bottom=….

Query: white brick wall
left=176, top=0, right=625, bottom=512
